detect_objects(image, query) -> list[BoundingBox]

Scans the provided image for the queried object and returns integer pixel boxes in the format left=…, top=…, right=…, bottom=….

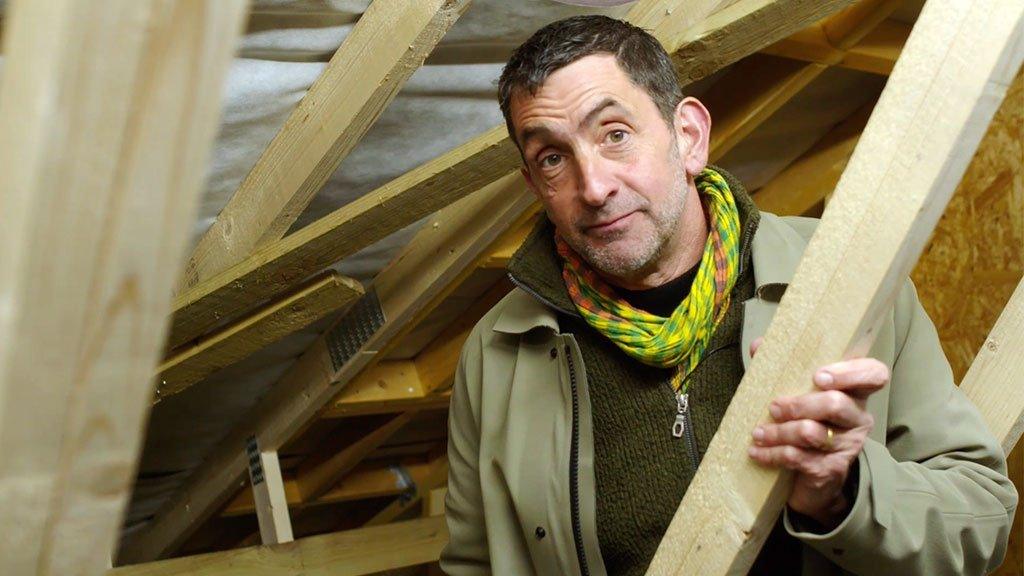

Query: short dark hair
left=498, top=15, right=683, bottom=148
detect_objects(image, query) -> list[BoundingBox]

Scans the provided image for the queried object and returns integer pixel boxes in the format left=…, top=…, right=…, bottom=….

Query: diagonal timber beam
left=166, top=0, right=862, bottom=350
left=960, top=279, right=1024, bottom=455
left=119, top=0, right=872, bottom=563
left=646, top=0, right=1024, bottom=573
left=0, top=1, right=247, bottom=574
left=167, top=127, right=517, bottom=349
left=180, top=0, right=473, bottom=290
left=109, top=517, right=448, bottom=576
left=155, top=272, right=362, bottom=402
left=753, top=104, right=872, bottom=216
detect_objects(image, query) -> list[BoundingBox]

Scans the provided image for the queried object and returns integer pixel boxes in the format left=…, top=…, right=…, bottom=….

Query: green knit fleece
left=507, top=167, right=800, bottom=574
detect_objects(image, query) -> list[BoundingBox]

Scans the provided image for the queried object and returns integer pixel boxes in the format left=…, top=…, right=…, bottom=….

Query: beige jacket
left=441, top=212, right=1017, bottom=575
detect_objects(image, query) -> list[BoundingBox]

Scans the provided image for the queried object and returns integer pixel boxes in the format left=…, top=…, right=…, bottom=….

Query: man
left=441, top=15, right=1016, bottom=576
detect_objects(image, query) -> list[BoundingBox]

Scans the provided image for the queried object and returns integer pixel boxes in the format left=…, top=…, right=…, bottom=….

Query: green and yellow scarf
left=557, top=167, right=741, bottom=394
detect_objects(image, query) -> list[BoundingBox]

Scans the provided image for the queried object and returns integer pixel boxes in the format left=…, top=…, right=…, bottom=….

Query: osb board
left=910, top=67, right=1023, bottom=576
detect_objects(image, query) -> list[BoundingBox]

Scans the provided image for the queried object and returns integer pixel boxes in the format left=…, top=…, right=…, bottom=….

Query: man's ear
left=521, top=166, right=542, bottom=200
left=673, top=96, right=712, bottom=176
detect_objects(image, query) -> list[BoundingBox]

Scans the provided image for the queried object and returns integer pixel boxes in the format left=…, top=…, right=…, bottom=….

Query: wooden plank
left=167, top=126, right=518, bottom=349
left=180, top=0, right=473, bottom=290
left=244, top=442, right=294, bottom=545
left=156, top=272, right=362, bottom=402
left=961, top=279, right=1024, bottom=455
left=753, top=104, right=872, bottom=216
left=109, top=517, right=448, bottom=576
left=765, top=19, right=909, bottom=76
left=120, top=0, right=865, bottom=562
left=647, top=0, right=1024, bottom=573
left=0, top=1, right=246, bottom=574
left=295, top=412, right=416, bottom=502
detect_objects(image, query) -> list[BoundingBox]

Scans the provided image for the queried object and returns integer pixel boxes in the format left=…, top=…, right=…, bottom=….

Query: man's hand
left=745, top=337, right=889, bottom=529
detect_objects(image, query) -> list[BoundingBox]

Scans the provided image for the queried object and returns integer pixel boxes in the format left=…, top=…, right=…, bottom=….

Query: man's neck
left=597, top=184, right=709, bottom=291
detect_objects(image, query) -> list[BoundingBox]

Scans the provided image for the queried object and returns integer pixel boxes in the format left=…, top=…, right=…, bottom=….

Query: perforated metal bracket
left=245, top=435, right=265, bottom=486
left=325, top=287, right=385, bottom=371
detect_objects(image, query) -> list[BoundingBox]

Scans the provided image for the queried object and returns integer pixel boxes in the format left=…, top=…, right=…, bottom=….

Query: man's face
left=510, top=54, right=702, bottom=281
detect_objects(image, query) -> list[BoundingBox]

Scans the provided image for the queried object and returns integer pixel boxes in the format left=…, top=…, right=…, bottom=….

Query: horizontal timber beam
left=180, top=0, right=472, bottom=289
left=109, top=517, right=448, bottom=576
left=646, top=0, right=1024, bottom=572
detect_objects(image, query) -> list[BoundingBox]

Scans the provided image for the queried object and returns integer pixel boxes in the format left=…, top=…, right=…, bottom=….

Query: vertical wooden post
left=0, top=1, right=247, bottom=573
left=245, top=437, right=294, bottom=545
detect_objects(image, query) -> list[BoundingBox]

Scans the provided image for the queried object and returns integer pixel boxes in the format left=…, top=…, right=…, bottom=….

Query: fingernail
left=769, top=403, right=782, bottom=419
left=752, top=427, right=764, bottom=441
left=815, top=371, right=834, bottom=387
left=747, top=446, right=758, bottom=458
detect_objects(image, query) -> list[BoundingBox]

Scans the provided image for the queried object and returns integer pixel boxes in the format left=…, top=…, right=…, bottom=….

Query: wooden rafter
left=764, top=15, right=909, bottom=75
left=0, top=1, right=246, bottom=573
left=180, top=0, right=473, bottom=290
left=647, top=0, right=1024, bottom=572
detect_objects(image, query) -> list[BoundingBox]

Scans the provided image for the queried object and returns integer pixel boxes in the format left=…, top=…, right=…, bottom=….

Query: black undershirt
left=616, top=265, right=700, bottom=317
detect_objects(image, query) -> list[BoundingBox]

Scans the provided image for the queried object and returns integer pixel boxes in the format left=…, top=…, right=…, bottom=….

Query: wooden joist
left=961, top=279, right=1024, bottom=455
left=109, top=516, right=448, bottom=576
left=365, top=454, right=450, bottom=527
left=118, top=0, right=878, bottom=564
left=180, top=0, right=473, bottom=290
left=167, top=127, right=518, bottom=349
left=295, top=412, right=416, bottom=502
left=0, top=1, right=247, bottom=574
left=156, top=272, right=362, bottom=402
left=753, top=104, right=872, bottom=216
left=647, top=0, right=1024, bottom=573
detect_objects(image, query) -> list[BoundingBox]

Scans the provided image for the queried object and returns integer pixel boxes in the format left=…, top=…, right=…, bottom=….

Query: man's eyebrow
left=518, top=98, right=629, bottom=154
left=580, top=97, right=628, bottom=130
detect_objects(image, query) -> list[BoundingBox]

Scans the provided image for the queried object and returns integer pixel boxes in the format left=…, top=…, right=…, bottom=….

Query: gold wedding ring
left=823, top=426, right=835, bottom=452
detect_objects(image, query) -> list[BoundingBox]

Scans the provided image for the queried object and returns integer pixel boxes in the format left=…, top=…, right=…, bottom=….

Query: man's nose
left=577, top=153, right=618, bottom=207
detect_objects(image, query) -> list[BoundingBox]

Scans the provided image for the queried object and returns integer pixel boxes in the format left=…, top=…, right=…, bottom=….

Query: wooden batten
left=646, top=0, right=1024, bottom=572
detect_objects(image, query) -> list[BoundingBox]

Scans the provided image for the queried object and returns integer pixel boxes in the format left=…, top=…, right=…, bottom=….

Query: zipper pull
left=672, top=392, right=689, bottom=438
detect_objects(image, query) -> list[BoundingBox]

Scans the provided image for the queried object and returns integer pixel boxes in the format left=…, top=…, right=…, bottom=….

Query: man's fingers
left=747, top=444, right=818, bottom=473
left=753, top=420, right=837, bottom=451
left=814, top=358, right=889, bottom=398
left=770, top=390, right=873, bottom=429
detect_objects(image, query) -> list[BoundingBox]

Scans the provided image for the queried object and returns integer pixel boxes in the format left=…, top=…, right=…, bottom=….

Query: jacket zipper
left=507, top=272, right=581, bottom=318
left=668, top=342, right=733, bottom=469
left=565, top=344, right=591, bottom=576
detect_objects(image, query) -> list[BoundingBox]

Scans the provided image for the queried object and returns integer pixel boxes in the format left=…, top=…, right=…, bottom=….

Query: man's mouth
left=586, top=211, right=636, bottom=235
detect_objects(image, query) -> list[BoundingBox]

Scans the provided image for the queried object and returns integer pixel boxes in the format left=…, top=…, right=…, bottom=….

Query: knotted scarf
left=557, top=167, right=741, bottom=394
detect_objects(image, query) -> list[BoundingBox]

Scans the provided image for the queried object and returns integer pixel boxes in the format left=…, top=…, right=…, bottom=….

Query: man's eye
left=607, top=129, right=627, bottom=144
left=540, top=154, right=562, bottom=168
